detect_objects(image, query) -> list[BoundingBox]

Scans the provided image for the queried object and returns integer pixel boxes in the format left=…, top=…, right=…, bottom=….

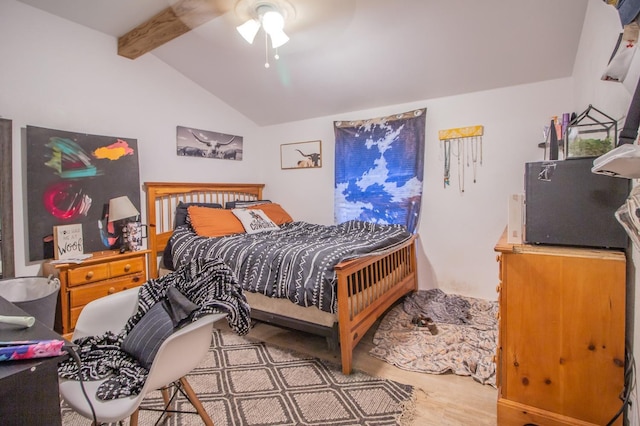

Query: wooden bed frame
left=144, top=182, right=418, bottom=374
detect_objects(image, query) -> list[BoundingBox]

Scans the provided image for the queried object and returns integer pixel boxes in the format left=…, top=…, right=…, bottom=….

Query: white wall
left=4, top=0, right=638, bottom=418
left=1, top=1, right=577, bottom=302
left=257, top=79, right=573, bottom=301
left=0, top=1, right=261, bottom=276
left=573, top=0, right=638, bottom=119
left=1, top=0, right=627, bottom=306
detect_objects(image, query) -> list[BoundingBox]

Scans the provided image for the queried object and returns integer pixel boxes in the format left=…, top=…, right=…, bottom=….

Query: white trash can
left=0, top=276, right=60, bottom=329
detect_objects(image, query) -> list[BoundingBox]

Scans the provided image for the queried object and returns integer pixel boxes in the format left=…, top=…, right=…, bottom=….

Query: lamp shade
left=269, top=28, right=289, bottom=48
left=237, top=19, right=260, bottom=44
left=108, top=196, right=139, bottom=222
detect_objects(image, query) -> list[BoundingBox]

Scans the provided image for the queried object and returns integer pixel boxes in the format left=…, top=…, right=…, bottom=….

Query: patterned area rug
left=370, top=290, right=498, bottom=387
left=61, top=328, right=416, bottom=425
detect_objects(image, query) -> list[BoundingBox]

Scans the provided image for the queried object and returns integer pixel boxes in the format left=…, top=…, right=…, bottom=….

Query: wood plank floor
left=227, top=319, right=498, bottom=426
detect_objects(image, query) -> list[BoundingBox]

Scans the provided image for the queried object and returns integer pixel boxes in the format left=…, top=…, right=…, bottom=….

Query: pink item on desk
left=0, top=339, right=64, bottom=361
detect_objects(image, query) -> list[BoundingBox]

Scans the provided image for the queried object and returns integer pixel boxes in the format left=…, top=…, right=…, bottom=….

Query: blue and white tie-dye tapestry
left=333, top=108, right=426, bottom=233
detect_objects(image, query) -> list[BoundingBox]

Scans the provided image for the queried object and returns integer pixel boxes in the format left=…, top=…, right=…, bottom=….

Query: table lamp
left=108, top=196, right=139, bottom=252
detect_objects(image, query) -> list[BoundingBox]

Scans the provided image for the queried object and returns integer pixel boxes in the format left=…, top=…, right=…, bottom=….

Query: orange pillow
left=188, top=206, right=244, bottom=237
left=248, top=203, right=293, bottom=225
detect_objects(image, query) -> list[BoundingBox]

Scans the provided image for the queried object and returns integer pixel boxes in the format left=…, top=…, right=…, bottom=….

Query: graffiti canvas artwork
left=26, top=125, right=141, bottom=261
left=176, top=126, right=243, bottom=160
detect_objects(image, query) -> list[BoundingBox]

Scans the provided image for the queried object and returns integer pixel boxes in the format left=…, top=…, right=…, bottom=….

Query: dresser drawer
left=69, top=274, right=144, bottom=308
left=110, top=256, right=146, bottom=278
left=68, top=275, right=143, bottom=331
left=69, top=306, right=83, bottom=331
left=49, top=249, right=150, bottom=335
left=66, top=263, right=110, bottom=286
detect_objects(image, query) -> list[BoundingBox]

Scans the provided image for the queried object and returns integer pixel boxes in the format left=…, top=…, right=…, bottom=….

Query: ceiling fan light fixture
left=269, top=28, right=289, bottom=49
left=236, top=0, right=294, bottom=68
left=261, top=10, right=284, bottom=33
left=236, top=18, right=260, bottom=44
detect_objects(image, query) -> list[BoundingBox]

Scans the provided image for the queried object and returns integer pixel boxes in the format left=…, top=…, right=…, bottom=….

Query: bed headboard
left=144, top=182, right=265, bottom=278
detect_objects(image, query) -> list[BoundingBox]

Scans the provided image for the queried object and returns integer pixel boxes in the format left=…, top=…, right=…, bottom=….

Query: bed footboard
left=335, top=235, right=418, bottom=374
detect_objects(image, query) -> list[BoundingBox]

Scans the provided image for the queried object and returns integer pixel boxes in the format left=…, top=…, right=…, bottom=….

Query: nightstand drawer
left=110, top=256, right=145, bottom=278
left=69, top=275, right=144, bottom=308
left=69, top=275, right=143, bottom=331
left=66, top=263, right=110, bottom=286
left=47, top=249, right=150, bottom=335
left=69, top=307, right=83, bottom=331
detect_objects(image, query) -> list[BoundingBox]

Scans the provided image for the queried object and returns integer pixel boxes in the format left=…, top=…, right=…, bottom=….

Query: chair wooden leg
left=130, top=409, right=139, bottom=426
left=179, top=377, right=214, bottom=426
left=161, top=386, right=174, bottom=418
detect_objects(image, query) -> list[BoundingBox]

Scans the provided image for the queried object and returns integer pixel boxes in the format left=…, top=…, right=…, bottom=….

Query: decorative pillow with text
left=232, top=208, right=279, bottom=234
left=247, top=203, right=293, bottom=225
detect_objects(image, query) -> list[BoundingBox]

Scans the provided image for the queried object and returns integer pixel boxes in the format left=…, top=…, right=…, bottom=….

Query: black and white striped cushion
left=121, top=301, right=173, bottom=369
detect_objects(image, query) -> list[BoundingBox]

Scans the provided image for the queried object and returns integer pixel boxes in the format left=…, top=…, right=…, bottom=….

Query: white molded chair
left=59, top=287, right=225, bottom=425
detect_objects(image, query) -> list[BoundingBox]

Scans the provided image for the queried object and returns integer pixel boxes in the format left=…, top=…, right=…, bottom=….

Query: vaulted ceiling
left=17, top=0, right=590, bottom=126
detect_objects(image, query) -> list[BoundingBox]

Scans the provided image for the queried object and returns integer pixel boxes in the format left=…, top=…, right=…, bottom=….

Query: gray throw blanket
left=58, top=257, right=251, bottom=400
left=403, top=288, right=471, bottom=324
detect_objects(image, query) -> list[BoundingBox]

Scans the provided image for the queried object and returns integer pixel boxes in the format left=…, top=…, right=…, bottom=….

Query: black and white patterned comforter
left=169, top=220, right=412, bottom=313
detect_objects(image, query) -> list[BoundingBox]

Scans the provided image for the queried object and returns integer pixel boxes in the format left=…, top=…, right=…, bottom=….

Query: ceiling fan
left=234, top=0, right=295, bottom=68
left=117, top=0, right=353, bottom=61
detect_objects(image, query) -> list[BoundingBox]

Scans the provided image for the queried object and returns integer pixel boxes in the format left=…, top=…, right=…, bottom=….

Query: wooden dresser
left=494, top=233, right=626, bottom=425
left=44, top=250, right=150, bottom=335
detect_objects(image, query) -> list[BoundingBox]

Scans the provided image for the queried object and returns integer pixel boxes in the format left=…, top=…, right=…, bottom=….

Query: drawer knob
left=108, top=287, right=116, bottom=294
left=496, top=284, right=501, bottom=293
left=495, top=254, right=500, bottom=262
left=86, top=271, right=94, bottom=280
left=124, top=264, right=131, bottom=272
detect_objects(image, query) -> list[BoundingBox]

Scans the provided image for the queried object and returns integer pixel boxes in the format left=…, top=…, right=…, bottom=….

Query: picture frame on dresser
left=53, top=224, right=83, bottom=260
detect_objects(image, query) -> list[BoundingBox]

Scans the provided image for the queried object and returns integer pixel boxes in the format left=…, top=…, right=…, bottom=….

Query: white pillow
left=232, top=208, right=279, bottom=234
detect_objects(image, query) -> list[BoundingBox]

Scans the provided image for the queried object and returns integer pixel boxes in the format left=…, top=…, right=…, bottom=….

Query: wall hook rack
left=438, top=125, right=484, bottom=193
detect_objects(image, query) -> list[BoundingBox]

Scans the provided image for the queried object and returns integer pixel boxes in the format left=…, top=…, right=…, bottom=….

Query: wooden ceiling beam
left=118, top=0, right=224, bottom=60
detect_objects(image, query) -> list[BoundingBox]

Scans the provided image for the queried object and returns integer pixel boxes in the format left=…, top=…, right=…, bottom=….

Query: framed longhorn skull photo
left=281, top=140, right=322, bottom=169
left=176, top=126, right=243, bottom=160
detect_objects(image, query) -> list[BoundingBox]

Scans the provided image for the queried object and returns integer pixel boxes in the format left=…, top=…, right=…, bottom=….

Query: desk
left=0, top=296, right=68, bottom=425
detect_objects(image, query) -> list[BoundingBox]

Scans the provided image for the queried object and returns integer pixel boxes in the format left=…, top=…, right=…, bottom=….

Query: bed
left=144, top=182, right=418, bottom=374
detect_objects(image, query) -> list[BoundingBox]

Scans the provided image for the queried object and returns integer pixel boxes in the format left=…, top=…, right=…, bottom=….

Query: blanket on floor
left=370, top=289, right=498, bottom=386
left=58, top=257, right=251, bottom=400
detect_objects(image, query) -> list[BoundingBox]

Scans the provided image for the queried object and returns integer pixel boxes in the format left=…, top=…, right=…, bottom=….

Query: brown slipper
left=426, top=318, right=438, bottom=335
left=412, top=315, right=437, bottom=334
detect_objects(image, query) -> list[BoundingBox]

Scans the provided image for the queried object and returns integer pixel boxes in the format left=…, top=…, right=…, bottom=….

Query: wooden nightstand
left=43, top=249, right=150, bottom=336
